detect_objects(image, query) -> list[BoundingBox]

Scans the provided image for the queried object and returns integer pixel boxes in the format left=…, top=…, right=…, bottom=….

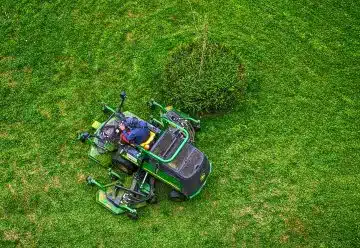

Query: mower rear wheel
left=147, top=195, right=158, bottom=204
left=169, top=190, right=186, bottom=202
left=127, top=212, right=139, bottom=220
left=118, top=164, right=134, bottom=175
left=112, top=154, right=137, bottom=175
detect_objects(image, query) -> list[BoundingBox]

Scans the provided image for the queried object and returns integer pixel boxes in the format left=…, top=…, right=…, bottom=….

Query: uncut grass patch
left=159, top=41, right=247, bottom=114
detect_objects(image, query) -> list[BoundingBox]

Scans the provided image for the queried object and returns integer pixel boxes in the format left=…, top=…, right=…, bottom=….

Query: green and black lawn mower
left=78, top=92, right=212, bottom=219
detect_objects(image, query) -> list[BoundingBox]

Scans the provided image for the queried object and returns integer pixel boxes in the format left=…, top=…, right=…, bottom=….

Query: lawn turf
left=1, top=0, right=359, bottom=247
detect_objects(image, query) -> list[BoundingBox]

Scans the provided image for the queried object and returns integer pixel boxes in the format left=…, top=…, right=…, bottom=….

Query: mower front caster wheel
left=86, top=176, right=94, bottom=185
left=169, top=190, right=186, bottom=202
left=102, top=106, right=110, bottom=114
left=127, top=212, right=139, bottom=220
left=118, top=164, right=135, bottom=175
left=112, top=153, right=137, bottom=175
left=78, top=132, right=90, bottom=143
left=147, top=195, right=158, bottom=204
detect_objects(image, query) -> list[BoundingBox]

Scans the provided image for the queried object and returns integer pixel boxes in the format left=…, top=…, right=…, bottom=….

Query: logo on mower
left=200, top=173, right=206, bottom=182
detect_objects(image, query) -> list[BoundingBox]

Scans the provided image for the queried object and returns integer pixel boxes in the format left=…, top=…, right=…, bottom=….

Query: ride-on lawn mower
left=78, top=92, right=212, bottom=219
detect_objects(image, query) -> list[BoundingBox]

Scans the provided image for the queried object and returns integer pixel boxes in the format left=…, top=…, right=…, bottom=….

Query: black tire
left=110, top=175, right=119, bottom=181
left=147, top=195, right=158, bottom=204
left=112, top=153, right=137, bottom=175
left=78, top=132, right=90, bottom=143
left=102, top=104, right=110, bottom=114
left=169, top=190, right=186, bottom=202
left=86, top=176, right=94, bottom=185
left=193, top=122, right=201, bottom=131
left=127, top=212, right=139, bottom=220
left=118, top=164, right=132, bottom=175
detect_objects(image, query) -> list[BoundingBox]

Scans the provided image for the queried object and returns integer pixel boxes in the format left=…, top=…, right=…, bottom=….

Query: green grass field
left=1, top=0, right=359, bottom=247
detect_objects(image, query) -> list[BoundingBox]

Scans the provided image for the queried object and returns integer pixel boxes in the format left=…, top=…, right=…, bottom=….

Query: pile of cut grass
left=160, top=41, right=247, bottom=114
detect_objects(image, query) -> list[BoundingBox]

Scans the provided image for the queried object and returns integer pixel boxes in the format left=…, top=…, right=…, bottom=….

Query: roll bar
left=137, top=117, right=189, bottom=163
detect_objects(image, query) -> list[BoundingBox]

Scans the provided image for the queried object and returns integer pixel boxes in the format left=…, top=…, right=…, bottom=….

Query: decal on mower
left=126, top=154, right=138, bottom=164
left=200, top=172, right=206, bottom=182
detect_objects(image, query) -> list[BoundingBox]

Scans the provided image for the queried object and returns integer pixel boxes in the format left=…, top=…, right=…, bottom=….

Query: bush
left=159, top=42, right=247, bottom=114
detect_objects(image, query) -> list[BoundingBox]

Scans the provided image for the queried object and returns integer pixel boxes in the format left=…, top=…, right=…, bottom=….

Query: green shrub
left=159, top=42, right=247, bottom=114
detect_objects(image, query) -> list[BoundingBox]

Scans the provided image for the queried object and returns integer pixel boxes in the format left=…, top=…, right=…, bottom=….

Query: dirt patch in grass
left=29, top=165, right=46, bottom=176
left=44, top=184, right=50, bottom=193
left=312, top=205, right=322, bottom=215
left=56, top=100, right=67, bottom=116
left=127, top=11, right=141, bottom=18
left=21, top=232, right=36, bottom=247
left=3, top=230, right=36, bottom=247
left=7, top=78, right=17, bottom=88
left=253, top=211, right=265, bottom=224
left=0, top=131, right=9, bottom=138
left=280, top=234, right=289, bottom=243
left=77, top=173, right=86, bottom=183
left=284, top=217, right=308, bottom=240
left=3, top=229, right=19, bottom=241
left=232, top=206, right=253, bottom=218
left=237, top=64, right=246, bottom=80
left=56, top=55, right=76, bottom=66
left=219, top=177, right=228, bottom=185
left=126, top=32, right=134, bottom=42
left=7, top=184, right=16, bottom=195
left=38, top=108, right=52, bottom=119
left=1, top=71, right=17, bottom=88
left=44, top=176, right=62, bottom=192
left=212, top=200, right=219, bottom=207
left=58, top=144, right=69, bottom=166
left=2, top=66, right=32, bottom=88
left=51, top=176, right=62, bottom=189
left=23, top=66, right=33, bottom=81
left=27, top=213, right=36, bottom=223
left=23, top=66, right=32, bottom=74
left=176, top=206, right=184, bottom=212
left=0, top=55, right=15, bottom=60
